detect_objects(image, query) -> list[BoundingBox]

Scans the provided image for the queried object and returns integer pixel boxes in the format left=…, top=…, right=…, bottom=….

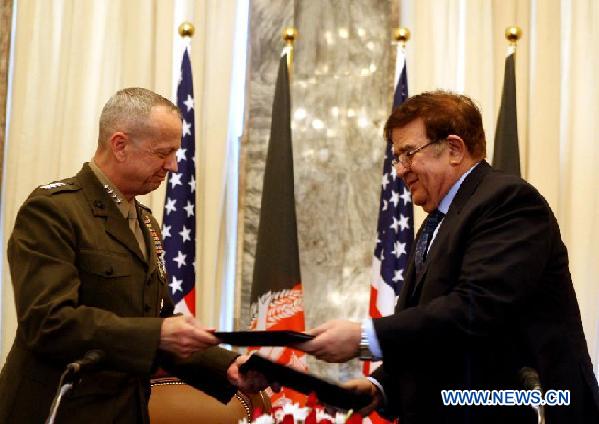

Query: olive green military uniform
left=0, top=163, right=238, bottom=423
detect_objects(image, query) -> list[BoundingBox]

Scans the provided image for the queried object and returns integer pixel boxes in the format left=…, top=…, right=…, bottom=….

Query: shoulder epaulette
left=35, top=179, right=80, bottom=195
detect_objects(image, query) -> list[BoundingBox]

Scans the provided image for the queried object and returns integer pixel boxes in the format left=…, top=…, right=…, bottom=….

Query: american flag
left=162, top=46, right=196, bottom=316
left=365, top=49, right=414, bottom=375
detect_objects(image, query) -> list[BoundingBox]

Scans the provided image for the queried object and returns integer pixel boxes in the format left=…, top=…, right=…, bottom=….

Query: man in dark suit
left=300, top=91, right=599, bottom=423
left=0, top=88, right=265, bottom=423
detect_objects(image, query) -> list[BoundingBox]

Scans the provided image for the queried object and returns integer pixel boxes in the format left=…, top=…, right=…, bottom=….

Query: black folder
left=214, top=330, right=313, bottom=346
left=239, top=354, right=371, bottom=411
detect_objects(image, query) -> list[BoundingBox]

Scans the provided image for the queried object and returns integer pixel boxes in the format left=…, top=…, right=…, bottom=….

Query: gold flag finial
left=282, top=27, right=298, bottom=75
left=505, top=26, right=522, bottom=46
left=393, top=27, right=411, bottom=48
left=178, top=22, right=195, bottom=38
left=282, top=27, right=298, bottom=46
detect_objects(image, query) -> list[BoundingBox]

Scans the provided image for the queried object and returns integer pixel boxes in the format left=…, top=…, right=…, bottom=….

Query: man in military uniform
left=0, top=88, right=262, bottom=423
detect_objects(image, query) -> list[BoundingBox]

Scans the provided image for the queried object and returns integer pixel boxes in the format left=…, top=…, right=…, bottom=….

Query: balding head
left=93, top=88, right=182, bottom=200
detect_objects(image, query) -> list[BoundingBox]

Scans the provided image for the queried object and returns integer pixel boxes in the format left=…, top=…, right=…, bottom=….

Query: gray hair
left=98, top=87, right=181, bottom=146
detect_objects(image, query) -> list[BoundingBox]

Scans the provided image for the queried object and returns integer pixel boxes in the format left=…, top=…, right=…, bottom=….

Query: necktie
left=128, top=207, right=147, bottom=261
left=414, top=209, right=445, bottom=274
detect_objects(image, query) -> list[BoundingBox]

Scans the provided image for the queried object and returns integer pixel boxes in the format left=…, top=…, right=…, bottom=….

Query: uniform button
left=105, top=267, right=114, bottom=276
left=144, top=304, right=151, bottom=312
left=94, top=200, right=105, bottom=209
left=146, top=279, right=152, bottom=286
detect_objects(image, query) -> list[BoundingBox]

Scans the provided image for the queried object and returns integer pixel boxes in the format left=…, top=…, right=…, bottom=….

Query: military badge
left=40, top=182, right=66, bottom=190
left=103, top=184, right=122, bottom=204
left=143, top=215, right=167, bottom=280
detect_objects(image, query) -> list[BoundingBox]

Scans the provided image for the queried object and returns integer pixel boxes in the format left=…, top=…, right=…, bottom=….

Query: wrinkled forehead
left=144, top=107, right=182, bottom=134
left=134, top=108, right=181, bottom=150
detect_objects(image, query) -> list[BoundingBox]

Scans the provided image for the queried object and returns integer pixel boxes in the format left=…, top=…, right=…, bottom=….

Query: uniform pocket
left=77, top=250, right=138, bottom=312
left=78, top=250, right=131, bottom=278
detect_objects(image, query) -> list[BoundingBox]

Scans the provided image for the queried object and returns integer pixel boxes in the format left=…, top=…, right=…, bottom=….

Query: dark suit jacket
left=372, top=161, right=599, bottom=423
left=0, top=163, right=238, bottom=423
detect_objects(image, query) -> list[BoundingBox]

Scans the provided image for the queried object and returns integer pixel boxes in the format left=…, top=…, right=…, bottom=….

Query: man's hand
left=297, top=319, right=361, bottom=362
left=226, top=354, right=279, bottom=393
left=343, top=378, right=383, bottom=417
left=159, top=315, right=219, bottom=358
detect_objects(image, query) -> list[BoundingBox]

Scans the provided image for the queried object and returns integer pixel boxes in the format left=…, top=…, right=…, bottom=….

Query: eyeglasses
left=391, top=139, right=443, bottom=168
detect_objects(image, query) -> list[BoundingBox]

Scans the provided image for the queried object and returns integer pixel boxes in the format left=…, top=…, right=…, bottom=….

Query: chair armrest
left=149, top=377, right=271, bottom=423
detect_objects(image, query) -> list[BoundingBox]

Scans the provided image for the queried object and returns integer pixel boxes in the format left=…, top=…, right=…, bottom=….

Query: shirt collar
left=437, top=162, right=481, bottom=214
left=89, top=159, right=135, bottom=220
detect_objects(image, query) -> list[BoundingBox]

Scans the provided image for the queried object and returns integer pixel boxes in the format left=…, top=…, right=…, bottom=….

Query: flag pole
left=282, top=27, right=297, bottom=78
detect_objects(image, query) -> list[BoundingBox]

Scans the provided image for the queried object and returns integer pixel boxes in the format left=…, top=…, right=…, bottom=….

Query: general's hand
left=297, top=319, right=361, bottom=362
left=159, top=315, right=219, bottom=358
left=226, top=354, right=280, bottom=393
left=343, top=378, right=383, bottom=417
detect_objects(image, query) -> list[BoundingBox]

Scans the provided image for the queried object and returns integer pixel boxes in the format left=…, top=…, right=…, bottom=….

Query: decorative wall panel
left=240, top=0, right=396, bottom=381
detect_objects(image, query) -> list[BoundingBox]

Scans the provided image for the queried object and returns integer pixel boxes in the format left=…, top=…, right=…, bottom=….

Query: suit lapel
left=445, top=160, right=492, bottom=216
left=400, top=161, right=493, bottom=305
left=76, top=164, right=147, bottom=264
left=396, top=257, right=417, bottom=310
left=396, top=222, right=422, bottom=310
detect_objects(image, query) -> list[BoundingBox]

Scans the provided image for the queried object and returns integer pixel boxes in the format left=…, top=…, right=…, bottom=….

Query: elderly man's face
left=391, top=118, right=454, bottom=213
left=122, top=106, right=182, bottom=196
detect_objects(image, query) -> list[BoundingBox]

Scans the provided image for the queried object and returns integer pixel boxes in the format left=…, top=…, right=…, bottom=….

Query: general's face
left=123, top=106, right=182, bottom=196
left=391, top=118, right=454, bottom=213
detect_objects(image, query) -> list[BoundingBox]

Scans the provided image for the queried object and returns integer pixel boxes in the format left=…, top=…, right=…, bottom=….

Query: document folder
left=239, top=354, right=371, bottom=411
left=214, top=330, right=314, bottom=346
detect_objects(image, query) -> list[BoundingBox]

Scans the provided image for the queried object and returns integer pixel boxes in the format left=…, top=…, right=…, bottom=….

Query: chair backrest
left=149, top=377, right=271, bottom=424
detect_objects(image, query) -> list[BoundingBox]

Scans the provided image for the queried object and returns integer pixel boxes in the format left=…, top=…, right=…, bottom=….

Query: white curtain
left=0, top=0, right=242, bottom=365
left=401, top=0, right=599, bottom=373
left=180, top=0, right=243, bottom=330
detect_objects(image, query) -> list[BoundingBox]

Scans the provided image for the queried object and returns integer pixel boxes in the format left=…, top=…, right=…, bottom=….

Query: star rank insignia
left=103, top=184, right=122, bottom=204
left=143, top=215, right=166, bottom=280
left=40, top=182, right=66, bottom=190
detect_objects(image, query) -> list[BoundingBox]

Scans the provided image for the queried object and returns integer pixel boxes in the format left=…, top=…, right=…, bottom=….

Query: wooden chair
left=149, top=377, right=271, bottom=423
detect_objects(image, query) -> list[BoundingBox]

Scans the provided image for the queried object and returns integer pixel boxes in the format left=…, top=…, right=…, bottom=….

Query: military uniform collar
left=77, top=163, right=147, bottom=264
left=89, top=159, right=138, bottom=221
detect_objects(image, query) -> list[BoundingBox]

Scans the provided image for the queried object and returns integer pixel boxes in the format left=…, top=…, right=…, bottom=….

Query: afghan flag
left=492, top=48, right=521, bottom=176
left=249, top=53, right=307, bottom=407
